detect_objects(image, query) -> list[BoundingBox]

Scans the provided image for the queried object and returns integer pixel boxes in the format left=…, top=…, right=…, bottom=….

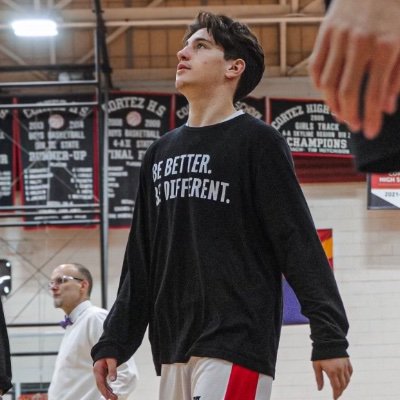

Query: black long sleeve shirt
left=92, top=114, right=349, bottom=378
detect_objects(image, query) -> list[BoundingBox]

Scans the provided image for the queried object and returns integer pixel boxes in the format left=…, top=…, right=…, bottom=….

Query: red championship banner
left=367, top=172, right=400, bottom=209
left=107, top=91, right=174, bottom=227
left=268, top=98, right=353, bottom=157
left=283, top=228, right=333, bottom=325
left=15, top=94, right=98, bottom=226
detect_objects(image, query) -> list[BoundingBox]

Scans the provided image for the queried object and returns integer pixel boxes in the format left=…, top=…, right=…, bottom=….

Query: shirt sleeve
left=254, top=130, right=349, bottom=361
left=91, top=163, right=151, bottom=366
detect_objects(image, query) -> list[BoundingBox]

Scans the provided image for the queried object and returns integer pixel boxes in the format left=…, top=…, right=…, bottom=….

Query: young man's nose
left=177, top=46, right=189, bottom=60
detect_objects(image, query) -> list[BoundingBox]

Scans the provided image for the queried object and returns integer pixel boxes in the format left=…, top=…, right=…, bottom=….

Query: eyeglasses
left=48, top=275, right=84, bottom=289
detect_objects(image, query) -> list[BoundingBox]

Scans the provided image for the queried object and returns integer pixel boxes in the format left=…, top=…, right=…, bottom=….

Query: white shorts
left=159, top=357, right=273, bottom=400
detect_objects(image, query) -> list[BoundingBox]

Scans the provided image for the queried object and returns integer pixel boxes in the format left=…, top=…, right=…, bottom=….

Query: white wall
left=272, top=182, right=400, bottom=400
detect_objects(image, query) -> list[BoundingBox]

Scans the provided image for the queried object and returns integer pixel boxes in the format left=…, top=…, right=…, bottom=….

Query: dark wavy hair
left=184, top=12, right=265, bottom=102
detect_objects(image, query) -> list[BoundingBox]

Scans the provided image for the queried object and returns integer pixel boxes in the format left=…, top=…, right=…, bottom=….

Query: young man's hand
left=309, top=0, right=400, bottom=139
left=93, top=357, right=119, bottom=400
left=313, top=357, right=353, bottom=399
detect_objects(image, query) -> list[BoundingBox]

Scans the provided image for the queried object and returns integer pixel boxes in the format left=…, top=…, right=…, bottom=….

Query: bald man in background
left=48, top=263, right=138, bottom=400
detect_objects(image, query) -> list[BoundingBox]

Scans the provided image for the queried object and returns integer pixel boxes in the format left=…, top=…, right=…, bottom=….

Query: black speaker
left=0, top=259, right=11, bottom=296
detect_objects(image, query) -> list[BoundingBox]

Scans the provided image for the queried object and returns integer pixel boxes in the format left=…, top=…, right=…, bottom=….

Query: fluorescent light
left=11, top=19, right=58, bottom=37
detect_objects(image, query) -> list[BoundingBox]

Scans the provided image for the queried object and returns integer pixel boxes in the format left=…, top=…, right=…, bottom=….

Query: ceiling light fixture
left=11, top=19, right=58, bottom=37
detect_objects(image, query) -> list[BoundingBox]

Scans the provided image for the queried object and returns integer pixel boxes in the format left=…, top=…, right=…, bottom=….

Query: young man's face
left=175, top=28, right=231, bottom=95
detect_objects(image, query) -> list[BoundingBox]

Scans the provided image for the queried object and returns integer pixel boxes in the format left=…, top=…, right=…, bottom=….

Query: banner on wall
left=174, top=94, right=266, bottom=127
left=235, top=96, right=266, bottom=120
left=107, top=92, right=173, bottom=227
left=0, top=99, right=14, bottom=206
left=283, top=228, right=333, bottom=325
left=268, top=98, right=353, bottom=157
left=367, top=172, right=400, bottom=210
left=16, top=95, right=98, bottom=224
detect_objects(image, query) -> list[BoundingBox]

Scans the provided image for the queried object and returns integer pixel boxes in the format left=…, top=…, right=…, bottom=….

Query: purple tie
left=60, top=316, right=73, bottom=329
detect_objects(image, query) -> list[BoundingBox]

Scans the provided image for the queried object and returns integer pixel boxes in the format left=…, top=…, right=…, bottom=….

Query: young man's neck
left=186, top=96, right=237, bottom=127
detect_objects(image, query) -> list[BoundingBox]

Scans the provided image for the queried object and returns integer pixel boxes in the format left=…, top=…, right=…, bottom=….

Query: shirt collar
left=186, top=109, right=244, bottom=127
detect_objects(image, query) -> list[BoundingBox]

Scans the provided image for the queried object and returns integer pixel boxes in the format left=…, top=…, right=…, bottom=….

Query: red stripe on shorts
left=224, top=364, right=259, bottom=400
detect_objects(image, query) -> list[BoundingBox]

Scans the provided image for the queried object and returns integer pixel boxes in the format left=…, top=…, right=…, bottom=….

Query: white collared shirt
left=48, top=301, right=138, bottom=400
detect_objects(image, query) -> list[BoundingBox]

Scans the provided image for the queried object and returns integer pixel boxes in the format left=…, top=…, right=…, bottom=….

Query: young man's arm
left=255, top=130, right=352, bottom=398
left=91, top=166, right=151, bottom=399
left=89, top=312, right=138, bottom=400
left=93, top=358, right=119, bottom=400
left=313, top=358, right=353, bottom=400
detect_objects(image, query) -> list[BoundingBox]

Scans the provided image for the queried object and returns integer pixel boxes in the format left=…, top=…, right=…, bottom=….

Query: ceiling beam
left=77, top=26, right=129, bottom=64
left=0, top=4, right=290, bottom=24
left=0, top=44, right=48, bottom=80
left=0, top=16, right=323, bottom=31
left=287, top=56, right=310, bottom=76
left=0, top=5, right=324, bottom=29
left=55, top=0, right=73, bottom=9
left=147, top=0, right=165, bottom=6
left=300, top=0, right=324, bottom=13
left=42, top=4, right=294, bottom=22
left=2, top=0, right=24, bottom=12
left=291, top=0, right=299, bottom=13
left=279, top=21, right=287, bottom=76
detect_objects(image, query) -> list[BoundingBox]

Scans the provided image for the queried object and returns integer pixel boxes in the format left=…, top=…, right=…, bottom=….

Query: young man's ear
left=226, top=59, right=246, bottom=79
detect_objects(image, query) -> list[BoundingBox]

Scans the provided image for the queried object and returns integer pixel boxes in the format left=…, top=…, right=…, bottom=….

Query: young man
left=92, top=12, right=352, bottom=400
left=48, top=263, right=138, bottom=400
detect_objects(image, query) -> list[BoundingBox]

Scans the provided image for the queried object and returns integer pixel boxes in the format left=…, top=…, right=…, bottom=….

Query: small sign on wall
left=367, top=172, right=400, bottom=210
